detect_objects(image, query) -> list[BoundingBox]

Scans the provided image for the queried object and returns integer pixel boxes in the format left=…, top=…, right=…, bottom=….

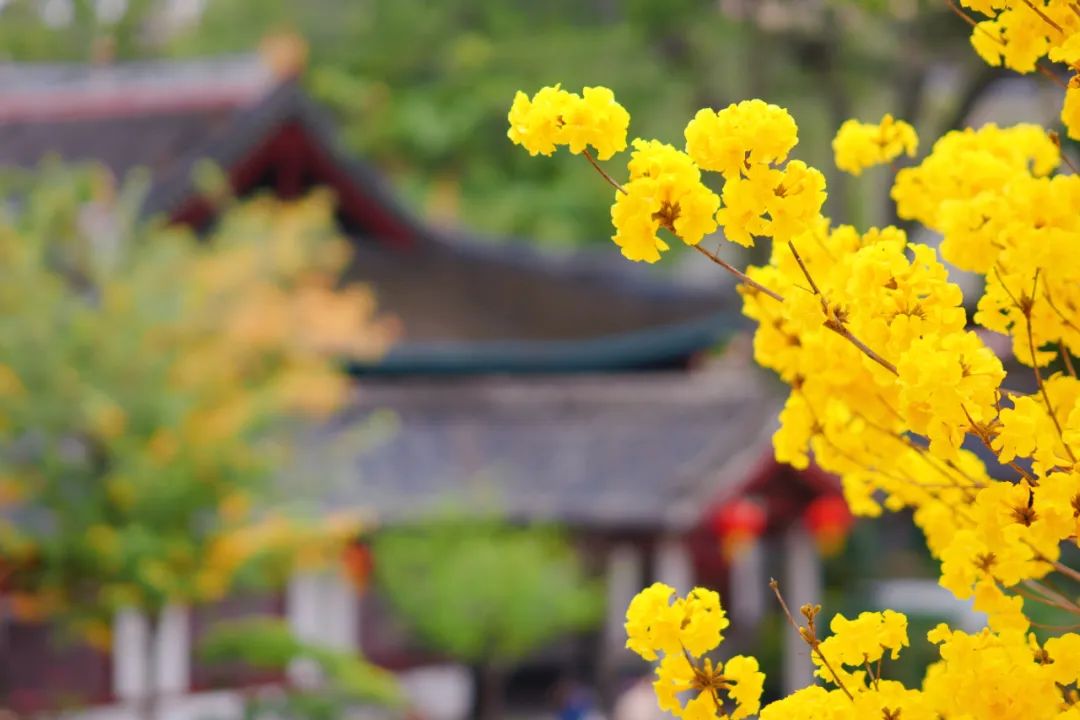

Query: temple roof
left=283, top=369, right=779, bottom=531
left=0, top=54, right=737, bottom=369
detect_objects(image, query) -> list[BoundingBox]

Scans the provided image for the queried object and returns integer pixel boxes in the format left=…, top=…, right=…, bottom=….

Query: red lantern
left=803, top=495, right=854, bottom=557
left=709, top=498, right=767, bottom=560
left=342, top=541, right=373, bottom=592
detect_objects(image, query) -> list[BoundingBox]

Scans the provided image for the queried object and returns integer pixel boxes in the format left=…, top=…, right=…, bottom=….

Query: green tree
left=199, top=618, right=402, bottom=719
left=0, top=163, right=394, bottom=714
left=373, top=517, right=604, bottom=720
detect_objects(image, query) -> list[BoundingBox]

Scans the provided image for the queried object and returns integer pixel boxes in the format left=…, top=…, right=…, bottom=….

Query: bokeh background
left=0, top=1, right=1070, bottom=719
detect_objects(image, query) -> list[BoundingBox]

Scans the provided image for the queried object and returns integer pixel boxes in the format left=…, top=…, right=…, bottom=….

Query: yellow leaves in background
left=0, top=166, right=395, bottom=618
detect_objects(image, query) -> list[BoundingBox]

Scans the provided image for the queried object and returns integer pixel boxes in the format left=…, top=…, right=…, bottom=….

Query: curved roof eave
left=349, top=311, right=747, bottom=376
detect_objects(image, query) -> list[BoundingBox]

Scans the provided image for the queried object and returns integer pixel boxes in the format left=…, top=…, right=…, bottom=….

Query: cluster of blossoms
left=960, top=0, right=1080, bottom=138
left=625, top=583, right=764, bottom=720
left=508, top=92, right=825, bottom=261
left=832, top=114, right=918, bottom=176
left=511, top=3, right=1080, bottom=717
left=507, top=85, right=630, bottom=160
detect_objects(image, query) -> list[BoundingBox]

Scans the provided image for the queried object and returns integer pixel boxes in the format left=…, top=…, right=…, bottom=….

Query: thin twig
left=1022, top=579, right=1080, bottom=614
left=1026, top=271, right=1077, bottom=463
left=694, top=244, right=784, bottom=302
left=787, top=240, right=824, bottom=297
left=1013, top=583, right=1076, bottom=612
left=1062, top=341, right=1077, bottom=378
left=1022, top=0, right=1064, bottom=33
left=864, top=659, right=876, bottom=688
left=769, top=578, right=854, bottom=701
left=1052, top=559, right=1080, bottom=585
left=582, top=149, right=626, bottom=194
left=961, top=403, right=1038, bottom=483
left=787, top=240, right=899, bottom=376
left=581, top=150, right=786, bottom=304
left=944, top=0, right=1069, bottom=89
left=1043, top=281, right=1080, bottom=334
left=1030, top=620, right=1080, bottom=631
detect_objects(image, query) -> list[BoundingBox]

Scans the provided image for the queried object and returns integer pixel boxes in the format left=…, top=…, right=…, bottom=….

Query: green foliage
left=373, top=517, right=603, bottom=664
left=0, top=162, right=386, bottom=627
left=200, top=617, right=402, bottom=717
left=0, top=1, right=981, bottom=244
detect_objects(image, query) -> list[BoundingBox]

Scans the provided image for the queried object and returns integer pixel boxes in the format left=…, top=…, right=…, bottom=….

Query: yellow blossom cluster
left=509, top=93, right=824, bottom=261
left=511, top=4, right=1080, bottom=713
left=507, top=85, right=630, bottom=160
left=625, top=584, right=764, bottom=720
left=960, top=0, right=1080, bottom=138
left=832, top=114, right=918, bottom=176
left=0, top=172, right=392, bottom=632
left=612, top=139, right=719, bottom=262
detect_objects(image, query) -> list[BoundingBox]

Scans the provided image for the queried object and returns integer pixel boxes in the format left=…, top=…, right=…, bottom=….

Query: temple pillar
left=781, top=524, right=822, bottom=694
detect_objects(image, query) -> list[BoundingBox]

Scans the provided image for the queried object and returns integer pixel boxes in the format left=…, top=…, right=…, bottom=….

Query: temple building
left=0, top=53, right=843, bottom=717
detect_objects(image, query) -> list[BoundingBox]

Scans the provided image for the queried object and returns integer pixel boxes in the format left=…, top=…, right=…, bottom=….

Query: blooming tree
left=510, top=1, right=1080, bottom=717
left=0, top=164, right=394, bottom=670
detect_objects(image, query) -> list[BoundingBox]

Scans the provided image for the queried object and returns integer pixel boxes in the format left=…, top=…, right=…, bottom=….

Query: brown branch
left=787, top=240, right=899, bottom=376
left=961, top=403, right=1038, bottom=483
left=1051, top=559, right=1080, bottom=585
left=944, top=0, right=1069, bottom=89
left=1063, top=341, right=1077, bottom=378
left=582, top=149, right=626, bottom=194
left=1043, top=281, right=1080, bottom=334
left=769, top=578, right=854, bottom=701
left=1025, top=271, right=1077, bottom=464
left=1022, top=579, right=1080, bottom=614
left=581, top=149, right=789, bottom=306
left=694, top=244, right=784, bottom=302
left=1022, top=0, right=1064, bottom=34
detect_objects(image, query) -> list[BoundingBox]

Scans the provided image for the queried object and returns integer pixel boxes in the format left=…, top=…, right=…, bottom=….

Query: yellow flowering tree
left=0, top=163, right=394, bottom=705
left=509, top=2, right=1080, bottom=717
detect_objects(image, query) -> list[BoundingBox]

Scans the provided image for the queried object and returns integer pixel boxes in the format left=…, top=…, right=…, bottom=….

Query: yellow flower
left=611, top=140, right=719, bottom=262
left=681, top=587, right=729, bottom=657
left=714, top=164, right=779, bottom=247
left=625, top=583, right=730, bottom=661
left=508, top=85, right=629, bottom=159
left=814, top=610, right=910, bottom=681
left=561, top=86, right=631, bottom=160
left=832, top=114, right=918, bottom=176
left=685, top=100, right=798, bottom=179
left=625, top=582, right=683, bottom=661
left=652, top=653, right=762, bottom=720
left=507, top=85, right=575, bottom=157
left=764, top=160, right=827, bottom=242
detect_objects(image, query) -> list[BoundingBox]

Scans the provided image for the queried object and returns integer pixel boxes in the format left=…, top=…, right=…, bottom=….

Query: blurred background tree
left=372, top=517, right=604, bottom=720
left=0, top=0, right=992, bottom=248
left=199, top=617, right=402, bottom=719
left=0, top=162, right=395, bottom=713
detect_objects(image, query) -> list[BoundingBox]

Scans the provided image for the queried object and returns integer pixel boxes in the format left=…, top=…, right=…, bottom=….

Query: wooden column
left=113, top=608, right=148, bottom=703
left=729, top=539, right=765, bottom=628
left=155, top=604, right=191, bottom=695
left=286, top=569, right=360, bottom=684
left=598, top=543, right=644, bottom=708
left=653, top=535, right=693, bottom=595
left=781, top=525, right=821, bottom=694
